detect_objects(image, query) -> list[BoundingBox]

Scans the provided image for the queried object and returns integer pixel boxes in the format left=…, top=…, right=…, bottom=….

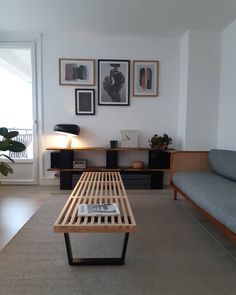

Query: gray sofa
left=170, top=149, right=236, bottom=238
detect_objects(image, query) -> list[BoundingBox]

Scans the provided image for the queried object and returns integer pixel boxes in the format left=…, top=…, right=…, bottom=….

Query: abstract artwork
left=98, top=60, right=130, bottom=105
left=75, top=89, right=95, bottom=115
left=133, top=60, right=159, bottom=96
left=59, top=58, right=95, bottom=86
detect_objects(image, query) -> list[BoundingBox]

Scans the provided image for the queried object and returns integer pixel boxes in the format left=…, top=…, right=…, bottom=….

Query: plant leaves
left=8, top=141, right=26, bottom=152
left=0, top=162, right=13, bottom=176
left=149, top=133, right=172, bottom=149
left=0, top=154, right=15, bottom=163
left=0, top=127, right=8, bottom=137
left=0, top=140, right=11, bottom=151
left=4, top=131, right=19, bottom=139
left=0, top=128, right=27, bottom=175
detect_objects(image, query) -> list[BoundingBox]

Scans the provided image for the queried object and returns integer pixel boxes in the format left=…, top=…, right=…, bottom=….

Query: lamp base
left=65, top=135, right=73, bottom=149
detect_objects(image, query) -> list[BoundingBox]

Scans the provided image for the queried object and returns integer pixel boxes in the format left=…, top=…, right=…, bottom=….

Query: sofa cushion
left=209, top=149, right=236, bottom=181
left=172, top=171, right=236, bottom=233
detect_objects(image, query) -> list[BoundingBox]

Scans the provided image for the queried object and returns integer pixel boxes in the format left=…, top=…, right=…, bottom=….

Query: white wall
left=0, top=29, right=226, bottom=184
left=218, top=20, right=236, bottom=150
left=42, top=33, right=180, bottom=179
left=178, top=30, right=221, bottom=150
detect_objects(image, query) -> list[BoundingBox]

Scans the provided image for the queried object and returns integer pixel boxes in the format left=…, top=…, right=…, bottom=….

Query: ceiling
left=1, top=0, right=236, bottom=38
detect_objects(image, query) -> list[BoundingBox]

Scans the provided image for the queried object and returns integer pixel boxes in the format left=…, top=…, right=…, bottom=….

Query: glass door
left=0, top=43, right=38, bottom=184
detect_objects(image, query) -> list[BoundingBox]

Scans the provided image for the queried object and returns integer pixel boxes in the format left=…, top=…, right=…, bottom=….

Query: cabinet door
left=148, top=150, right=170, bottom=169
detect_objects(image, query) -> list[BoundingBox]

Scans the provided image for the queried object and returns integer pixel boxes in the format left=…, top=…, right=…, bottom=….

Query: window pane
left=0, top=48, right=33, bottom=159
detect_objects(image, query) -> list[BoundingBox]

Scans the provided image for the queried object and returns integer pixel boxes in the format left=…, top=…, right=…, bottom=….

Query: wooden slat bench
left=54, top=171, right=137, bottom=266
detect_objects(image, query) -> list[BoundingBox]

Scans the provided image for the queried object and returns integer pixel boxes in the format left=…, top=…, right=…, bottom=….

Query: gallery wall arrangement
left=58, top=58, right=159, bottom=115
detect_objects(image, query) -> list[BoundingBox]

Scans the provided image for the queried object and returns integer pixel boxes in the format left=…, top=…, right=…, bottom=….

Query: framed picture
left=133, top=60, right=159, bottom=96
left=98, top=59, right=130, bottom=106
left=59, top=58, right=95, bottom=86
left=75, top=89, right=95, bottom=115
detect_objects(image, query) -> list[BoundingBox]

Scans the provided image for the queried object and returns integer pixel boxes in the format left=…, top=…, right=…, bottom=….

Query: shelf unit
left=47, top=147, right=173, bottom=190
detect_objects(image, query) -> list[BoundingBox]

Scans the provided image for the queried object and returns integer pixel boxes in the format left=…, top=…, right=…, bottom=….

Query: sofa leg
left=173, top=189, right=177, bottom=200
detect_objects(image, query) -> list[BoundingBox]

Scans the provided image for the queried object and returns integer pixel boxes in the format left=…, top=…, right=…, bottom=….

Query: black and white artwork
left=133, top=60, right=159, bottom=96
left=59, top=58, right=95, bottom=86
left=75, top=89, right=95, bottom=115
left=98, top=60, right=130, bottom=105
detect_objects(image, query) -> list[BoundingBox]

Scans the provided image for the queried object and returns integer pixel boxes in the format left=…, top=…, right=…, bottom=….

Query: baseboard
left=0, top=180, right=37, bottom=185
left=39, top=177, right=59, bottom=185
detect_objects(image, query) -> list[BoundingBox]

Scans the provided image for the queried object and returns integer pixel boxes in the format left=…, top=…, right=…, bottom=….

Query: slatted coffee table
left=54, top=171, right=137, bottom=266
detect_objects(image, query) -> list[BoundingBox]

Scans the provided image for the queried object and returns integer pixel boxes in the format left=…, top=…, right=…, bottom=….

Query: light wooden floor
left=0, top=185, right=61, bottom=251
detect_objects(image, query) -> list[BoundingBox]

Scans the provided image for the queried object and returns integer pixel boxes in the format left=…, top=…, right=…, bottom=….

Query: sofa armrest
left=170, top=151, right=212, bottom=183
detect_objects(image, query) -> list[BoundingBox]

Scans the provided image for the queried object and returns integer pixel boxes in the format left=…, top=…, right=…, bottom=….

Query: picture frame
left=133, top=60, right=159, bottom=97
left=59, top=58, right=95, bottom=86
left=75, top=89, right=95, bottom=115
left=98, top=59, right=130, bottom=106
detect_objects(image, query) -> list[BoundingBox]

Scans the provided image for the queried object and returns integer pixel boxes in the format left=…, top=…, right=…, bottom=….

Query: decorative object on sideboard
left=54, top=124, right=80, bottom=149
left=110, top=140, right=118, bottom=148
left=148, top=133, right=172, bottom=150
left=133, top=60, right=159, bottom=97
left=73, top=159, right=87, bottom=169
left=120, top=130, right=139, bottom=148
left=75, top=89, right=95, bottom=115
left=0, top=127, right=26, bottom=176
left=131, top=161, right=144, bottom=169
left=59, top=58, right=95, bottom=86
left=98, top=59, right=130, bottom=106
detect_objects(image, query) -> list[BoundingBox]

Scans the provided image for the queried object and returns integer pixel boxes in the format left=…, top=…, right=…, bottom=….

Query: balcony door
left=0, top=42, right=38, bottom=184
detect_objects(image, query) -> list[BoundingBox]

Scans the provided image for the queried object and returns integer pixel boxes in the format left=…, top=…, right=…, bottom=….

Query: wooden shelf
left=47, top=146, right=173, bottom=189
left=47, top=147, right=107, bottom=151
left=48, top=166, right=116, bottom=172
left=47, top=166, right=169, bottom=172
left=121, top=167, right=170, bottom=172
left=47, top=146, right=175, bottom=152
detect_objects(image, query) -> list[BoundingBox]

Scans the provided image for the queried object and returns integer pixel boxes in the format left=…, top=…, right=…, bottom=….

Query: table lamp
left=54, top=124, right=80, bottom=148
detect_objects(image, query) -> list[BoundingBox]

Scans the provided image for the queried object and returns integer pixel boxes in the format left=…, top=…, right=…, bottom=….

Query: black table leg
left=64, top=233, right=130, bottom=266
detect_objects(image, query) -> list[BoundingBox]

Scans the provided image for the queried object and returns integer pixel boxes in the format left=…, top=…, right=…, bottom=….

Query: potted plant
left=148, top=133, right=172, bottom=150
left=0, top=127, right=26, bottom=176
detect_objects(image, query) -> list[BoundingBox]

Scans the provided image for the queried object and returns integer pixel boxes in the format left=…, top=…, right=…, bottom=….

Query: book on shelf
left=77, top=203, right=120, bottom=217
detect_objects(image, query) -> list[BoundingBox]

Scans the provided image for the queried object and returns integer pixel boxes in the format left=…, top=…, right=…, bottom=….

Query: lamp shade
left=54, top=124, right=80, bottom=136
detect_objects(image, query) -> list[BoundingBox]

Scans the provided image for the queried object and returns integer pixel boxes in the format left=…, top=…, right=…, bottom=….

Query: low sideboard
left=47, top=147, right=174, bottom=190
